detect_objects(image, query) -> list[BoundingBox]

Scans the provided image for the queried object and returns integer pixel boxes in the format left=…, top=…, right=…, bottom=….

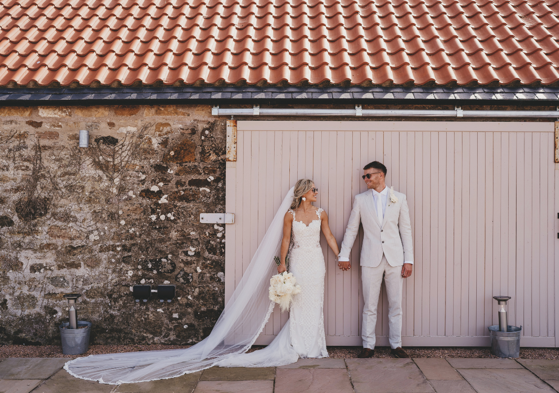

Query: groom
left=338, top=161, right=413, bottom=358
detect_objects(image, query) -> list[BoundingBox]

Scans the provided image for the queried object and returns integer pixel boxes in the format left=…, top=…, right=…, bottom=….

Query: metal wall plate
left=200, top=213, right=235, bottom=224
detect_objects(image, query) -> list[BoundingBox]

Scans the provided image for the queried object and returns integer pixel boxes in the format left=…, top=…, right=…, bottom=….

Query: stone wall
left=0, top=105, right=226, bottom=345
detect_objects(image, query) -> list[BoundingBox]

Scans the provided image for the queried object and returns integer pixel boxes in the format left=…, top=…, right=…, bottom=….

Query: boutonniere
left=389, top=187, right=398, bottom=204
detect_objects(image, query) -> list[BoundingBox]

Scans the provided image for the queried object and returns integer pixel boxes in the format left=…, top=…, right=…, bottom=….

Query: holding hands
left=338, top=261, right=351, bottom=271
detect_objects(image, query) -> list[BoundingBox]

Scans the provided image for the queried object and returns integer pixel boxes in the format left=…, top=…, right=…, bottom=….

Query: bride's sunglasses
left=362, top=172, right=382, bottom=180
left=311, top=188, right=318, bottom=193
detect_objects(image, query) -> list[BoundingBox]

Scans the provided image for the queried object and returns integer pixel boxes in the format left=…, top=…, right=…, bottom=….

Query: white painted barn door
left=225, top=121, right=559, bottom=347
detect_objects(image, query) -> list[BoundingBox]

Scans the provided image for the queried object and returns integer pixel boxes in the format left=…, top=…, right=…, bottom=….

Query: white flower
left=120, top=220, right=125, bottom=225
left=150, top=215, right=157, bottom=221
left=150, top=185, right=159, bottom=192
left=170, top=151, right=175, bottom=156
left=160, top=215, right=165, bottom=221
left=389, top=186, right=398, bottom=204
left=128, top=191, right=134, bottom=197
left=158, top=182, right=163, bottom=187
left=114, top=178, right=120, bottom=185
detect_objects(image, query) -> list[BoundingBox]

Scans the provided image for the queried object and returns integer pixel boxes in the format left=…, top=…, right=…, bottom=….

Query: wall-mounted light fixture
left=157, top=285, right=175, bottom=303
left=133, top=285, right=151, bottom=303
left=79, top=130, right=89, bottom=148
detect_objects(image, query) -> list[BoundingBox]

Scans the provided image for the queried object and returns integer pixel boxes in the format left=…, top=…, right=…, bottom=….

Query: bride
left=65, top=179, right=340, bottom=384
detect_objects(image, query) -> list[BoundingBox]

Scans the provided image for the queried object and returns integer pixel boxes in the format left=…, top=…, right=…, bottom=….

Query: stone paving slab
left=0, top=379, right=42, bottom=393
left=0, top=359, right=68, bottom=380
left=447, top=358, right=522, bottom=369
left=516, top=359, right=559, bottom=380
left=200, top=367, right=275, bottom=381
left=115, top=371, right=201, bottom=392
left=458, top=369, right=555, bottom=393
left=33, top=369, right=113, bottom=393
left=194, top=380, right=273, bottom=393
left=429, top=380, right=476, bottom=393
left=346, top=358, right=434, bottom=393
left=278, top=358, right=346, bottom=369
left=414, top=359, right=463, bottom=380
left=275, top=368, right=353, bottom=393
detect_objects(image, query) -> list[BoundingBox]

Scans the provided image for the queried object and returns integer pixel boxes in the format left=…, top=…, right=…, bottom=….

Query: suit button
left=381, top=230, right=383, bottom=232
left=382, top=241, right=384, bottom=243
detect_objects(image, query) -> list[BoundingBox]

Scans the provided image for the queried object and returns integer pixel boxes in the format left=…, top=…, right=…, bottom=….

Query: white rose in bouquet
left=269, top=271, right=302, bottom=312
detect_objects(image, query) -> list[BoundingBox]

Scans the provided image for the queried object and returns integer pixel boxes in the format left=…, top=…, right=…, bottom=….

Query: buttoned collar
left=372, top=186, right=388, bottom=197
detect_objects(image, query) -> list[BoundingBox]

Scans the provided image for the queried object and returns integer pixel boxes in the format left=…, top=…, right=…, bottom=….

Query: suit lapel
left=381, top=187, right=395, bottom=228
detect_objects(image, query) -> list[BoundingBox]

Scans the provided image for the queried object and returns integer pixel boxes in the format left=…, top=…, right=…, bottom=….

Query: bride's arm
left=320, top=210, right=341, bottom=261
left=278, top=212, right=293, bottom=274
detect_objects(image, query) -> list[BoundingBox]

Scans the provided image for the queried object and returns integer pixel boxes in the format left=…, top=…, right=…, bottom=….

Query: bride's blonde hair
left=290, top=179, right=314, bottom=209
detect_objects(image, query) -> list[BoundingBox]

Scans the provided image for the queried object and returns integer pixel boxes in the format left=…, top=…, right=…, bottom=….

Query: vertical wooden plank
left=539, top=132, right=549, bottom=337
left=343, top=130, right=353, bottom=337
left=298, top=130, right=306, bottom=179
left=476, top=132, right=486, bottom=336
left=414, top=131, right=423, bottom=336
left=463, top=132, right=475, bottom=336
left=421, top=132, right=430, bottom=336
left=517, top=132, right=527, bottom=335
left=324, top=132, right=335, bottom=335
left=350, top=131, right=362, bottom=337
left=485, top=132, right=495, bottom=332
left=358, top=131, right=370, bottom=337
left=242, top=131, right=253, bottom=282
left=307, top=131, right=314, bottom=180
left=508, top=133, right=518, bottom=326
left=437, top=131, right=446, bottom=336
left=547, top=132, right=555, bottom=339
left=454, top=131, right=463, bottom=336
left=313, top=130, right=327, bottom=331
left=493, top=132, right=503, bottom=327
left=445, top=132, right=455, bottom=337
left=272, top=131, right=285, bottom=333
left=405, top=131, right=416, bottom=337
left=335, top=131, right=344, bottom=336
left=429, top=131, right=438, bottom=337
left=533, top=132, right=542, bottom=337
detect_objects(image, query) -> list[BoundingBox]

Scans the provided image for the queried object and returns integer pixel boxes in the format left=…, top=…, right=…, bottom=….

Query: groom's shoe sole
left=357, top=348, right=375, bottom=358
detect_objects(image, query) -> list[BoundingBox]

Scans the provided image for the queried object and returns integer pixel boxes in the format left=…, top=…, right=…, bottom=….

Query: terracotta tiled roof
left=1, top=0, right=559, bottom=87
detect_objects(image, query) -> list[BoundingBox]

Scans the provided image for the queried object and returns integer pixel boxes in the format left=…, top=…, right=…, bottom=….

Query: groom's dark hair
left=363, top=161, right=387, bottom=176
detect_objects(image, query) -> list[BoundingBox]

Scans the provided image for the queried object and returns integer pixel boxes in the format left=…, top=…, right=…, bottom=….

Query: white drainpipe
left=212, top=105, right=559, bottom=119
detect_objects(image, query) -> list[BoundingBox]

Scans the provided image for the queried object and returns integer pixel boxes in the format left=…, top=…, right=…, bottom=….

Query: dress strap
left=288, top=209, right=296, bottom=218
left=316, top=208, right=323, bottom=219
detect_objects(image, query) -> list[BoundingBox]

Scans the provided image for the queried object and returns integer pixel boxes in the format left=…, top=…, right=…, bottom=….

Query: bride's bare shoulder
left=284, top=210, right=295, bottom=221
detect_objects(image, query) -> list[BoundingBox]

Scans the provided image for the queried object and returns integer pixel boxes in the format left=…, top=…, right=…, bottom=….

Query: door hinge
left=200, top=213, right=235, bottom=224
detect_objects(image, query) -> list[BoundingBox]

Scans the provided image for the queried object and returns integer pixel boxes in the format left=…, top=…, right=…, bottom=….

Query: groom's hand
left=338, top=262, right=351, bottom=271
left=401, top=263, right=413, bottom=278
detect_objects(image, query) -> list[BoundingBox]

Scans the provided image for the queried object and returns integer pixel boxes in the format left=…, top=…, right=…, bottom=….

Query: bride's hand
left=277, top=264, right=287, bottom=274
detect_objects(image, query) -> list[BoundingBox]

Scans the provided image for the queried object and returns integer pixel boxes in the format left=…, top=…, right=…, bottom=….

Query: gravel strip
left=2, top=345, right=557, bottom=360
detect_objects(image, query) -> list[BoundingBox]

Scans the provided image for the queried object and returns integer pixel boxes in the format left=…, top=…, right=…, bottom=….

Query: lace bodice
left=288, top=208, right=323, bottom=250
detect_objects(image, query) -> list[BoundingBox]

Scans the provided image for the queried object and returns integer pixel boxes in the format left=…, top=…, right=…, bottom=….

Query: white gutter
left=212, top=105, right=559, bottom=119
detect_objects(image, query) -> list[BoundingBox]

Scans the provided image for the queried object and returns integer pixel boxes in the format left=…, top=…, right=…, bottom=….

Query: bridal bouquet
left=269, top=260, right=301, bottom=311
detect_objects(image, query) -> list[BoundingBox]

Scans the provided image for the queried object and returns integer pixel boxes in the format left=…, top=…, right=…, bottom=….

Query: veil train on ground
left=64, top=187, right=295, bottom=385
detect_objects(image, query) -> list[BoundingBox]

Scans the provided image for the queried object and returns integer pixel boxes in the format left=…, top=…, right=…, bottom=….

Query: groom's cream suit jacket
left=339, top=188, right=413, bottom=267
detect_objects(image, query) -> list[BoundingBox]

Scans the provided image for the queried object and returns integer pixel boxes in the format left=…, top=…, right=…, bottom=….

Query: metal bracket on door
left=200, top=213, right=235, bottom=224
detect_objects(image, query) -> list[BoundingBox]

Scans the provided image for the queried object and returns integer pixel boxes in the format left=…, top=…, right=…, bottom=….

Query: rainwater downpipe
left=212, top=105, right=559, bottom=119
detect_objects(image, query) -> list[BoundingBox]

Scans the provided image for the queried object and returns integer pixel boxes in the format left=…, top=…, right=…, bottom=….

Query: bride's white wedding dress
left=218, top=208, right=328, bottom=367
left=64, top=187, right=326, bottom=385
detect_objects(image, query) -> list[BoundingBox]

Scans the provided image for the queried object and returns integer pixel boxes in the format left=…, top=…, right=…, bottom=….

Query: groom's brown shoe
left=391, top=347, right=409, bottom=358
left=357, top=348, right=375, bottom=358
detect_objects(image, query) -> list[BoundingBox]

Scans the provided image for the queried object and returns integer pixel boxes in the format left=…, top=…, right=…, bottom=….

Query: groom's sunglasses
left=362, top=172, right=382, bottom=180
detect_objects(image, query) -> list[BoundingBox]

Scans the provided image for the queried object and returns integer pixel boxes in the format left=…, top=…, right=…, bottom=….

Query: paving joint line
left=343, top=358, right=357, bottom=393
left=514, top=358, right=559, bottom=392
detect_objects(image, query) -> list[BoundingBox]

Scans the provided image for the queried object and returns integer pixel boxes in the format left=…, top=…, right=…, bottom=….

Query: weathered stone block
left=47, top=225, right=84, bottom=240
left=26, top=120, right=43, bottom=128
left=145, top=106, right=187, bottom=116
left=0, top=215, right=14, bottom=227
left=38, top=107, right=71, bottom=118
left=164, top=138, right=196, bottom=163
left=155, top=122, right=172, bottom=134
left=113, top=106, right=142, bottom=116
left=37, top=131, right=59, bottom=139
left=74, top=106, right=110, bottom=117
left=0, top=107, right=32, bottom=117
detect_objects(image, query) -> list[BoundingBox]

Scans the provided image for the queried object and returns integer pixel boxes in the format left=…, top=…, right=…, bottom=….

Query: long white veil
left=65, top=187, right=295, bottom=385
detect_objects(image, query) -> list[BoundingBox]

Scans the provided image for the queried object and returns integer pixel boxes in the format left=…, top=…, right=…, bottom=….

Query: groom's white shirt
left=338, top=187, right=413, bottom=267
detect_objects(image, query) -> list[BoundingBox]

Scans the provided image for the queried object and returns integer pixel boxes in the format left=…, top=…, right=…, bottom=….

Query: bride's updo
left=290, top=179, right=314, bottom=209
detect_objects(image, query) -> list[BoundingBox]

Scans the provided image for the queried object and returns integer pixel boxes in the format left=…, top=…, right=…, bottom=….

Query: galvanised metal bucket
left=488, top=325, right=521, bottom=358
left=60, top=321, right=91, bottom=355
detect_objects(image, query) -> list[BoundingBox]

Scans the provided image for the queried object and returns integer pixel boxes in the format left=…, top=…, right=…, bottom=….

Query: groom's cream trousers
left=362, top=255, right=403, bottom=350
